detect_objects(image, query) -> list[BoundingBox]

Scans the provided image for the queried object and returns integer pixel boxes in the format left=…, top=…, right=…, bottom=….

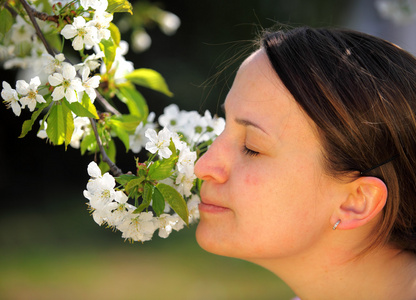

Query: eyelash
left=242, top=145, right=260, bottom=157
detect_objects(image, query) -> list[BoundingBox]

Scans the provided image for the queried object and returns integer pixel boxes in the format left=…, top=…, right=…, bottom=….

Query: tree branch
left=89, top=118, right=123, bottom=177
left=19, top=0, right=55, bottom=56
left=30, top=8, right=59, bottom=24
left=20, top=0, right=123, bottom=175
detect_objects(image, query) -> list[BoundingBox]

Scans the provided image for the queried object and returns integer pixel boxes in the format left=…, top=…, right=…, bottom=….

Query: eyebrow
left=221, top=104, right=269, bottom=135
left=235, top=118, right=269, bottom=135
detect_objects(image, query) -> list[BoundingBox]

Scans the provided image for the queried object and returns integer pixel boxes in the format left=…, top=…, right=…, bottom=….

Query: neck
left=252, top=246, right=416, bottom=300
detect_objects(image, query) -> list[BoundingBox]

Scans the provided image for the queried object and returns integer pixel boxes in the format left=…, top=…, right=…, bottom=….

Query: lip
left=199, top=198, right=230, bottom=213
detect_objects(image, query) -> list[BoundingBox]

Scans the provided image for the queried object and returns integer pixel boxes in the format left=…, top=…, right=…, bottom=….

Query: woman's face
left=194, top=50, right=344, bottom=261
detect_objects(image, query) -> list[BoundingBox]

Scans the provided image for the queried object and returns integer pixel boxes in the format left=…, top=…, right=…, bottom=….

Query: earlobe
left=332, top=177, right=388, bottom=230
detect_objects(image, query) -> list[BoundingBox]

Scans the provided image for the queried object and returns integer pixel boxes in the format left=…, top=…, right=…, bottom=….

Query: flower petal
left=51, top=86, right=65, bottom=101
left=87, top=161, right=102, bottom=178
left=48, top=73, right=63, bottom=86
left=65, top=87, right=78, bottom=103
left=61, top=25, right=77, bottom=39
left=62, top=64, right=76, bottom=80
left=16, top=80, right=29, bottom=95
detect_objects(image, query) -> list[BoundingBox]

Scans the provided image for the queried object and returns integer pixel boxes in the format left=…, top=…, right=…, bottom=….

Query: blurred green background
left=2, top=0, right=416, bottom=299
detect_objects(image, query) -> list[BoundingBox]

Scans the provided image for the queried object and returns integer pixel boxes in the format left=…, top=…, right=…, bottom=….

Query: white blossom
left=42, top=53, right=66, bottom=75
left=145, top=127, right=173, bottom=159
left=118, top=211, right=158, bottom=242
left=175, top=172, right=196, bottom=197
left=105, top=191, right=135, bottom=227
left=37, top=120, right=47, bottom=139
left=91, top=206, right=108, bottom=225
left=84, top=172, right=116, bottom=207
left=84, top=161, right=116, bottom=211
left=61, top=16, right=98, bottom=51
left=159, top=12, right=181, bottom=36
left=131, top=31, right=152, bottom=52
left=187, top=195, right=201, bottom=224
left=16, top=76, right=46, bottom=112
left=80, top=0, right=108, bottom=10
left=75, top=52, right=103, bottom=76
left=177, top=147, right=197, bottom=176
left=203, top=110, right=225, bottom=135
left=129, top=112, right=156, bottom=153
left=1, top=81, right=21, bottom=116
left=0, top=44, right=15, bottom=62
left=158, top=104, right=187, bottom=130
left=92, top=11, right=113, bottom=41
left=3, top=56, right=31, bottom=70
left=81, top=68, right=100, bottom=102
left=87, top=161, right=103, bottom=178
left=48, top=63, right=84, bottom=103
left=157, top=214, right=183, bottom=238
left=157, top=104, right=225, bottom=146
left=70, top=116, right=90, bottom=148
left=11, top=16, right=35, bottom=44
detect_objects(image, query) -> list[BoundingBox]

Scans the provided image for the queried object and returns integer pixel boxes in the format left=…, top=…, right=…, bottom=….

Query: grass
left=0, top=192, right=295, bottom=300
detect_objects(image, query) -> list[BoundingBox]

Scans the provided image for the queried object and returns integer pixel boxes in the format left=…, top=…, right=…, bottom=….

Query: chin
left=195, top=221, right=234, bottom=257
left=195, top=221, right=253, bottom=260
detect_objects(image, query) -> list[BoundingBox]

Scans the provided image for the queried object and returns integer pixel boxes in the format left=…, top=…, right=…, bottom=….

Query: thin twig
left=4, top=2, right=18, bottom=18
left=19, top=0, right=55, bottom=56
left=89, top=118, right=123, bottom=177
left=95, top=91, right=121, bottom=116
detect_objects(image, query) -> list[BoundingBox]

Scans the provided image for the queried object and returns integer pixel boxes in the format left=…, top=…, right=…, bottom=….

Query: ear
left=331, top=177, right=388, bottom=230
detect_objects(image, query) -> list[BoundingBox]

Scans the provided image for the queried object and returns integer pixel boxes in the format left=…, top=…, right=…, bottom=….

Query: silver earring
left=332, top=220, right=341, bottom=230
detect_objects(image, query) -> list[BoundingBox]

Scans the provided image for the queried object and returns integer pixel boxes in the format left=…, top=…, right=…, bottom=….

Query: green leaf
left=133, top=181, right=153, bottom=214
left=107, top=0, right=133, bottom=14
left=124, top=68, right=173, bottom=97
left=99, top=38, right=116, bottom=71
left=109, top=22, right=121, bottom=46
left=116, top=83, right=148, bottom=118
left=152, top=187, right=165, bottom=216
left=156, top=183, right=189, bottom=225
left=44, top=30, right=62, bottom=52
left=116, top=174, right=137, bottom=185
left=0, top=8, right=13, bottom=36
left=148, top=155, right=177, bottom=181
left=108, top=114, right=142, bottom=132
left=65, top=93, right=99, bottom=119
left=33, top=0, right=53, bottom=14
left=46, top=102, right=74, bottom=147
left=143, top=182, right=154, bottom=204
left=64, top=108, right=75, bottom=147
left=19, top=101, right=50, bottom=138
left=125, top=176, right=145, bottom=195
left=80, top=130, right=97, bottom=155
left=110, top=123, right=130, bottom=151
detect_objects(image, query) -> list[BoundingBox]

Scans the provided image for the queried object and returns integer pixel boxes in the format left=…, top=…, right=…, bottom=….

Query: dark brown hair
left=262, top=27, right=416, bottom=253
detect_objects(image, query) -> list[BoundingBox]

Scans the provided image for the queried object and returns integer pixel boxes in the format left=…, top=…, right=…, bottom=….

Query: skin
left=194, top=49, right=416, bottom=300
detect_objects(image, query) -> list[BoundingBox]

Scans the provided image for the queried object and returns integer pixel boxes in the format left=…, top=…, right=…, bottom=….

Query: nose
left=194, top=133, right=229, bottom=183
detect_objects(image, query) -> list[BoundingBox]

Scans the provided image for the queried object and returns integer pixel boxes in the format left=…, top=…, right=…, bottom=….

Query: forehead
left=224, top=50, right=294, bottom=126
left=232, top=49, right=284, bottom=97
left=225, top=49, right=292, bottom=108
left=224, top=49, right=321, bottom=146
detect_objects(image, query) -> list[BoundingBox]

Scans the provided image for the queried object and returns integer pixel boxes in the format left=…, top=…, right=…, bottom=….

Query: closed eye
left=242, top=145, right=260, bottom=157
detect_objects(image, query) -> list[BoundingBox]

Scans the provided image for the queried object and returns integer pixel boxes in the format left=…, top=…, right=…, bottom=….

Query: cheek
left=243, top=172, right=261, bottom=186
